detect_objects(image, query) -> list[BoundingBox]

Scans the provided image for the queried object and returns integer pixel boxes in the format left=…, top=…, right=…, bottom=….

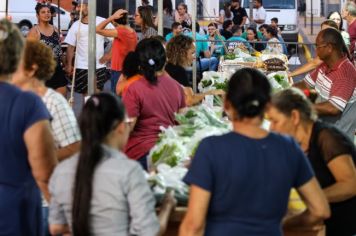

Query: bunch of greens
left=149, top=105, right=230, bottom=169
left=214, top=81, right=228, bottom=91
left=224, top=53, right=236, bottom=60
left=267, top=72, right=291, bottom=93
left=201, top=79, right=213, bottom=88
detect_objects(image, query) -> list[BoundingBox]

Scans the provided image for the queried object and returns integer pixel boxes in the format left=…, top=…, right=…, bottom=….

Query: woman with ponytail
left=122, top=38, right=186, bottom=170
left=180, top=68, right=330, bottom=235
left=48, top=93, right=160, bottom=235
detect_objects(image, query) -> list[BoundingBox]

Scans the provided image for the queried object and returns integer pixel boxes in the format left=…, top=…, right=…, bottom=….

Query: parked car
left=0, top=0, right=71, bottom=36
left=242, top=0, right=299, bottom=43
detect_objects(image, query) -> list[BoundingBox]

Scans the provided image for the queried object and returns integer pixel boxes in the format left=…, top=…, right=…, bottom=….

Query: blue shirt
left=0, top=82, right=50, bottom=185
left=184, top=132, right=314, bottom=236
left=226, top=36, right=251, bottom=53
left=185, top=32, right=208, bottom=57
left=0, top=82, right=50, bottom=235
left=205, top=34, right=226, bottom=58
left=165, top=32, right=173, bottom=42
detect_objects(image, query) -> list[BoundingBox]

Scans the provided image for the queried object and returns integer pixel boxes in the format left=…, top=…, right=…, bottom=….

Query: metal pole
left=249, top=0, right=253, bottom=24
left=310, top=0, right=313, bottom=35
left=125, top=0, right=129, bottom=11
left=158, top=0, right=163, bottom=35
left=88, top=0, right=96, bottom=95
left=57, top=0, right=61, bottom=34
left=5, top=0, right=8, bottom=18
left=109, top=0, right=113, bottom=17
left=192, top=0, right=197, bottom=93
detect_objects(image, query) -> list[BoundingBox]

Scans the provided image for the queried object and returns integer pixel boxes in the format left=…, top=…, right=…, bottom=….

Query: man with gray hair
left=342, top=1, right=356, bottom=55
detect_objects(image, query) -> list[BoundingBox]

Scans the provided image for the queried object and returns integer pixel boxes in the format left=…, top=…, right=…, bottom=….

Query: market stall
left=148, top=47, right=325, bottom=236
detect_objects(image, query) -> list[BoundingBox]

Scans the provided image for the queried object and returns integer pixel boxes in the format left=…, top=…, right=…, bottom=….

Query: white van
left=0, top=0, right=71, bottom=36
left=241, top=0, right=299, bottom=43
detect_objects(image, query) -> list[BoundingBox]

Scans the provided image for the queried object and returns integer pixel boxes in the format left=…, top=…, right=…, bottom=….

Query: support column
left=88, top=0, right=96, bottom=95
left=192, top=0, right=197, bottom=93
left=158, top=0, right=163, bottom=35
left=109, top=0, right=113, bottom=16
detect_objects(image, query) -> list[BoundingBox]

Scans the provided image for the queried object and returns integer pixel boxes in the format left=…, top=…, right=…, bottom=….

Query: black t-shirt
left=308, top=120, right=356, bottom=235
left=251, top=41, right=265, bottom=52
left=165, top=63, right=190, bottom=87
left=231, top=7, right=247, bottom=26
left=220, top=29, right=233, bottom=40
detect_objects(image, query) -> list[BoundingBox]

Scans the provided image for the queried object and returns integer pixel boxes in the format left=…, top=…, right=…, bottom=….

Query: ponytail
left=72, top=93, right=125, bottom=236
left=136, top=38, right=166, bottom=85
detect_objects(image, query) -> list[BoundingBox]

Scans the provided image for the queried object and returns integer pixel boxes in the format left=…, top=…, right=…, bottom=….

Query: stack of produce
left=264, top=57, right=288, bottom=72
left=266, top=71, right=291, bottom=93
left=198, top=71, right=229, bottom=94
left=147, top=105, right=230, bottom=198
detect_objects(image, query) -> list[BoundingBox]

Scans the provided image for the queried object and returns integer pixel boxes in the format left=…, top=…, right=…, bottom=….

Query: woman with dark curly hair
left=27, top=3, right=68, bottom=96
left=165, top=34, right=194, bottom=87
left=166, top=34, right=225, bottom=106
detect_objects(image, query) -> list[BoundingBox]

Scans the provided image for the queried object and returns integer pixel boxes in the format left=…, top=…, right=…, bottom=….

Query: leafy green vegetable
left=224, top=53, right=236, bottom=60
left=199, top=108, right=228, bottom=128
left=201, top=80, right=213, bottom=88
left=179, top=125, right=197, bottom=137
left=213, top=95, right=223, bottom=107
left=151, top=144, right=180, bottom=167
left=273, top=74, right=284, bottom=84
left=185, top=110, right=197, bottom=119
left=214, top=82, right=228, bottom=91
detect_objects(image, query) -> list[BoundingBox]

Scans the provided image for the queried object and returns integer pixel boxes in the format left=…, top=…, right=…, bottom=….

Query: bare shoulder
left=27, top=26, right=40, bottom=40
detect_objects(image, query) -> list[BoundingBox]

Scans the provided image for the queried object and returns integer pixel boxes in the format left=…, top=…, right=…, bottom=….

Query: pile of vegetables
left=198, top=71, right=229, bottom=93
left=267, top=71, right=291, bottom=93
left=147, top=105, right=230, bottom=197
left=148, top=105, right=230, bottom=169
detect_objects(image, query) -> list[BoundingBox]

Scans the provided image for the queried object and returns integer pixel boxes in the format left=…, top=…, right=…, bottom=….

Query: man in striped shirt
left=298, top=28, right=356, bottom=114
left=296, top=28, right=356, bottom=138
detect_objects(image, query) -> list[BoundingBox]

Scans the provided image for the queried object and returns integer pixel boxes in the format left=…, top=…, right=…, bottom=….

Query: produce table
left=150, top=51, right=324, bottom=236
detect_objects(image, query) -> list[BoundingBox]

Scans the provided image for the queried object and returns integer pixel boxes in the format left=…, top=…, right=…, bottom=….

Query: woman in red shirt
left=96, top=9, right=138, bottom=93
left=122, top=38, right=186, bottom=170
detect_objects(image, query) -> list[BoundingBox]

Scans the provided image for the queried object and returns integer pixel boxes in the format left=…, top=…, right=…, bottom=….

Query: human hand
left=208, top=89, right=226, bottom=96
left=99, top=54, right=111, bottom=64
left=65, top=64, right=73, bottom=76
left=111, top=9, right=127, bottom=20
left=161, top=189, right=177, bottom=209
left=287, top=72, right=294, bottom=85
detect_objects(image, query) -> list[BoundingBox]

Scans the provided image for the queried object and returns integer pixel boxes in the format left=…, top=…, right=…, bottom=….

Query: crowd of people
left=1, top=0, right=356, bottom=235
